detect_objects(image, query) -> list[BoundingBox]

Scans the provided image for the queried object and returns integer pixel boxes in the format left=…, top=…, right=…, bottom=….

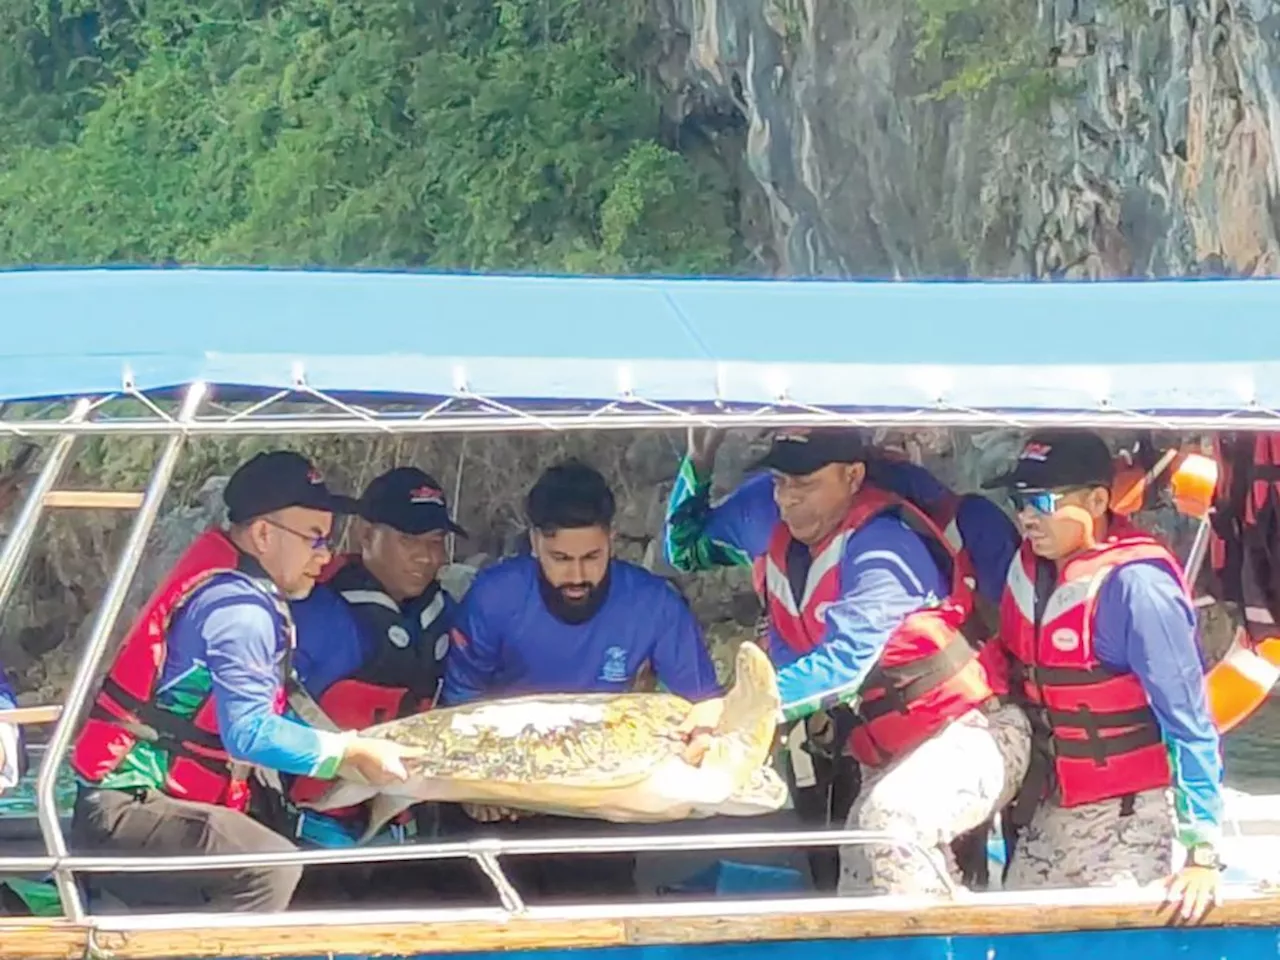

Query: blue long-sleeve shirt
left=0, top=667, right=23, bottom=790
left=442, top=555, right=721, bottom=705
left=771, top=516, right=946, bottom=719
left=1092, top=560, right=1223, bottom=848
left=161, top=576, right=347, bottom=778
left=664, top=459, right=1017, bottom=607
left=663, top=457, right=1017, bottom=720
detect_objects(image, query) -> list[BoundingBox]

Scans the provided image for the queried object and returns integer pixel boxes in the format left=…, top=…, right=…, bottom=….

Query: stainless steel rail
left=0, top=407, right=1274, bottom=435
left=34, top=383, right=206, bottom=923
left=0, top=399, right=91, bottom=610
left=0, top=825, right=957, bottom=917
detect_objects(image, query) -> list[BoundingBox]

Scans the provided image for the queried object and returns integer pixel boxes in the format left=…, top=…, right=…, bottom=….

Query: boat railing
left=2, top=379, right=1275, bottom=935
left=0, top=383, right=967, bottom=924
left=0, top=826, right=958, bottom=916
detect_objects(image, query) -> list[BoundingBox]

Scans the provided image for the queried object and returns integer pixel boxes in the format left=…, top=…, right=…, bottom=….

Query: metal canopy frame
left=0, top=375, right=1273, bottom=932
left=0, top=376, right=1279, bottom=434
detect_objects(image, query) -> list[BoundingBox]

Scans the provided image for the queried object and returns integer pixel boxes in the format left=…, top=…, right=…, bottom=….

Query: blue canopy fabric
left=2, top=266, right=1278, bottom=415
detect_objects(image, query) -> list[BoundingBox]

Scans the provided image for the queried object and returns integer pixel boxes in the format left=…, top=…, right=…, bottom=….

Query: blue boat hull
left=273, top=926, right=1280, bottom=960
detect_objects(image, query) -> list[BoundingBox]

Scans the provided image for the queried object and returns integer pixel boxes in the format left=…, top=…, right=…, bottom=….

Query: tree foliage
left=0, top=0, right=738, bottom=273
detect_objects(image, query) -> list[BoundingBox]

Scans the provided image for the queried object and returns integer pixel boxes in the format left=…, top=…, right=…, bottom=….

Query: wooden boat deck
left=3, top=888, right=1279, bottom=960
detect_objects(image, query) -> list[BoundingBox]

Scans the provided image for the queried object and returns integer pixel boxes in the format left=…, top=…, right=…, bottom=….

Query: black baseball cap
left=223, top=451, right=358, bottom=523
left=359, top=467, right=468, bottom=537
left=982, top=430, right=1115, bottom=493
left=751, top=427, right=869, bottom=476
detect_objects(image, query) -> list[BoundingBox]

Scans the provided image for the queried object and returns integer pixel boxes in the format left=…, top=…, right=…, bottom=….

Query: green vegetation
left=0, top=0, right=738, bottom=273
left=911, top=0, right=1079, bottom=113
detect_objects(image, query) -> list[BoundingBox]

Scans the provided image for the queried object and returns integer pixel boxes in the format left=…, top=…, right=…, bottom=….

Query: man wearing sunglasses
left=66, top=450, right=424, bottom=914
left=665, top=427, right=1029, bottom=896
left=982, top=430, right=1223, bottom=923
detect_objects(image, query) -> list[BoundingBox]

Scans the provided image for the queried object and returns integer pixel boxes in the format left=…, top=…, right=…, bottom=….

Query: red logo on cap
left=1020, top=442, right=1052, bottom=462
left=409, top=485, right=445, bottom=505
left=306, top=468, right=323, bottom=484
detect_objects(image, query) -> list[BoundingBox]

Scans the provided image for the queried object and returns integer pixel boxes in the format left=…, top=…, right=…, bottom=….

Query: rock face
left=653, top=0, right=1280, bottom=278
left=0, top=427, right=1238, bottom=701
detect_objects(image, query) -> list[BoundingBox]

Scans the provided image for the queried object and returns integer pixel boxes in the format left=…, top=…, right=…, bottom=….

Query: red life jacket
left=997, top=520, right=1181, bottom=807
left=1208, top=433, right=1280, bottom=643
left=759, top=484, right=995, bottom=767
left=286, top=555, right=441, bottom=816
left=70, top=529, right=294, bottom=811
left=749, top=480, right=984, bottom=630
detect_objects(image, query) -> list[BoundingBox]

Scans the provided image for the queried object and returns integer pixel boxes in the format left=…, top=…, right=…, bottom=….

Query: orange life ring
left=1206, top=630, right=1280, bottom=734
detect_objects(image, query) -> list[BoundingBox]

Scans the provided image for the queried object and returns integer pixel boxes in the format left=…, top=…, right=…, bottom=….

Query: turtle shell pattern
left=362, top=691, right=693, bottom=786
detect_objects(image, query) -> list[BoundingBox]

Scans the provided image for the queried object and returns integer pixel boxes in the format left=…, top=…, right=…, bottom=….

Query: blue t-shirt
left=290, top=584, right=373, bottom=699
left=441, top=555, right=721, bottom=705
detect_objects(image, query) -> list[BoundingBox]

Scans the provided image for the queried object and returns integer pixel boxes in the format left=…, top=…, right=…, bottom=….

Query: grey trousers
left=71, top=786, right=301, bottom=913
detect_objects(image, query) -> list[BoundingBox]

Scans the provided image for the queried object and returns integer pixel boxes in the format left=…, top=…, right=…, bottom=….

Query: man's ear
left=1085, top=486, right=1112, bottom=519
left=848, top=461, right=867, bottom=492
left=245, top=517, right=273, bottom=554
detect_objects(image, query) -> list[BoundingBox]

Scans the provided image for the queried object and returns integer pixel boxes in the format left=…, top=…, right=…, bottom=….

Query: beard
left=537, top=567, right=612, bottom=625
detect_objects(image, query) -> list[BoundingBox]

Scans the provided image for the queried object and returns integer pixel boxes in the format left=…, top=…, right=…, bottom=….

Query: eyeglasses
left=263, top=517, right=333, bottom=551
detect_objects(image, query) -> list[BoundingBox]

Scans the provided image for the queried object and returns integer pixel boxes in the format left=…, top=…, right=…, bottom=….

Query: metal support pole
left=35, top=383, right=205, bottom=922
left=0, top=398, right=91, bottom=615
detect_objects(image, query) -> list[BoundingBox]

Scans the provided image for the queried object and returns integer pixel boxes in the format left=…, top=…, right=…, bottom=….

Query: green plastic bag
left=2, top=876, right=63, bottom=917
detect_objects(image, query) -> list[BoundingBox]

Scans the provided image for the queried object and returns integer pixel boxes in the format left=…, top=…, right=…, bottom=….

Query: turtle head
left=695, top=642, right=781, bottom=786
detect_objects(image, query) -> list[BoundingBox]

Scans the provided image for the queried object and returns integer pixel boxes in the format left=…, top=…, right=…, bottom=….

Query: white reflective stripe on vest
left=943, top=518, right=963, bottom=552
left=1041, top=576, right=1095, bottom=627
left=1005, top=554, right=1036, bottom=622
left=763, top=529, right=850, bottom=618
left=419, top=590, right=446, bottom=632
left=1222, top=637, right=1280, bottom=690
left=764, top=558, right=799, bottom=616
left=339, top=589, right=400, bottom=613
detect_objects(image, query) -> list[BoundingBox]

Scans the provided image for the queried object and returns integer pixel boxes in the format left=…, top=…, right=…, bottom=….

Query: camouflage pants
left=1004, top=787, right=1175, bottom=890
left=837, top=702, right=1032, bottom=896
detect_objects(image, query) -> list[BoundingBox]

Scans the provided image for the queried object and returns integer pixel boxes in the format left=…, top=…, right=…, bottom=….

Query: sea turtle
left=302, top=641, right=785, bottom=841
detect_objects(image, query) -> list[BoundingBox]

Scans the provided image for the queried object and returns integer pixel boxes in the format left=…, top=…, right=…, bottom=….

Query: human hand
left=340, top=737, right=425, bottom=787
left=677, top=696, right=725, bottom=766
left=687, top=428, right=726, bottom=480
left=462, top=803, right=527, bottom=823
left=1160, top=864, right=1221, bottom=924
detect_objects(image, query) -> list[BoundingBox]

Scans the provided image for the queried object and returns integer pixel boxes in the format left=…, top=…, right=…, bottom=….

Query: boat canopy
left=4, top=266, right=1280, bottom=432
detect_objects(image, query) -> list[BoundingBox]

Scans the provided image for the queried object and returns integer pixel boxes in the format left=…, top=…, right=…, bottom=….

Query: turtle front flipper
left=699, top=640, right=783, bottom=785
left=359, top=793, right=419, bottom=845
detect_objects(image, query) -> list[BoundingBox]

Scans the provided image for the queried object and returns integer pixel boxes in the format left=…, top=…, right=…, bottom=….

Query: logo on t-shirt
left=599, top=645, right=629, bottom=684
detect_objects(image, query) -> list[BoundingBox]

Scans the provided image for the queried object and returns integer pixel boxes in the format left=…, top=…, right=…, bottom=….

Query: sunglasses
left=263, top=517, right=333, bottom=551
left=1009, top=487, right=1090, bottom=516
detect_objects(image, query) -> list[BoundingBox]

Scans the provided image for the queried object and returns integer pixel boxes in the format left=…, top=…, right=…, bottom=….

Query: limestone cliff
left=654, top=0, right=1280, bottom=278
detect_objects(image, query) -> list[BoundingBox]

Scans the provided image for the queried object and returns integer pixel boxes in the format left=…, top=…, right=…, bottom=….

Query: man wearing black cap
left=982, top=429, right=1223, bottom=923
left=285, top=467, right=469, bottom=852
left=66, top=450, right=424, bottom=913
left=664, top=427, right=1030, bottom=896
